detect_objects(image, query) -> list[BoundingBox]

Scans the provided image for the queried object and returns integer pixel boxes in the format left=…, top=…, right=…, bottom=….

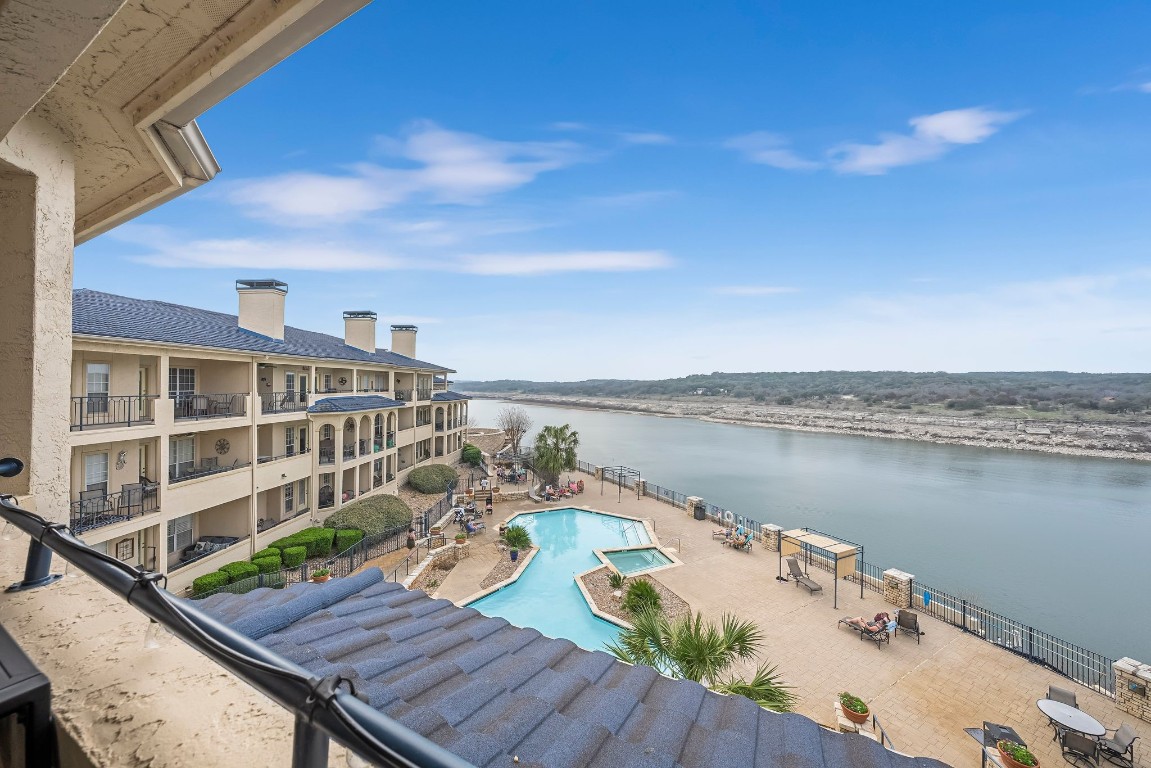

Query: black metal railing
left=259, top=391, right=308, bottom=414
left=170, top=535, right=248, bottom=570
left=416, top=389, right=432, bottom=401
left=70, top=489, right=159, bottom=533
left=70, top=395, right=158, bottom=431
left=342, top=445, right=356, bottom=460
left=359, top=439, right=370, bottom=456
left=169, top=460, right=251, bottom=483
left=394, top=389, right=412, bottom=401
left=386, top=432, right=396, bottom=448
left=386, top=472, right=395, bottom=482
left=416, top=416, right=432, bottom=427
left=318, top=446, right=335, bottom=465
left=172, top=393, right=247, bottom=420
left=257, top=448, right=310, bottom=464
left=373, top=475, right=383, bottom=488
left=0, top=491, right=472, bottom=768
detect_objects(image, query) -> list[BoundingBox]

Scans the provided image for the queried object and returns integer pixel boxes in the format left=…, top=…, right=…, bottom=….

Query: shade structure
left=780, top=528, right=861, bottom=609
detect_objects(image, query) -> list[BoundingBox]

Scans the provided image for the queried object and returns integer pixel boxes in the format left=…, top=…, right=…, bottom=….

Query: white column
left=0, top=115, right=76, bottom=520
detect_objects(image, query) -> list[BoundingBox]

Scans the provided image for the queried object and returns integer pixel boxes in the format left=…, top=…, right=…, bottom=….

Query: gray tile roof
left=308, top=395, right=403, bottom=414
left=432, top=391, right=470, bottom=402
left=197, top=569, right=949, bottom=768
left=72, top=289, right=453, bottom=371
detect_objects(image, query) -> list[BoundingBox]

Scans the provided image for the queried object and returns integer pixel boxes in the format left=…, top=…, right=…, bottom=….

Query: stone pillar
left=762, top=524, right=783, bottom=551
left=636, top=479, right=646, bottom=497
left=686, top=496, right=705, bottom=519
left=594, top=466, right=603, bottom=481
left=883, top=568, right=914, bottom=609
left=1114, top=658, right=1151, bottom=724
left=0, top=115, right=75, bottom=520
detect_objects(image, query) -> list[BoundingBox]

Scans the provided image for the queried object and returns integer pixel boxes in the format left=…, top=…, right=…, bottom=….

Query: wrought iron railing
left=386, top=433, right=396, bottom=448
left=172, top=393, right=247, bottom=420
left=169, top=460, right=251, bottom=483
left=257, top=448, right=310, bottom=464
left=416, top=389, right=432, bottom=401
left=359, top=439, right=370, bottom=456
left=342, top=445, right=356, bottom=460
left=259, top=391, right=308, bottom=414
left=70, top=395, right=158, bottom=430
left=70, top=488, right=159, bottom=533
left=318, top=446, right=335, bottom=465
left=393, top=389, right=412, bottom=402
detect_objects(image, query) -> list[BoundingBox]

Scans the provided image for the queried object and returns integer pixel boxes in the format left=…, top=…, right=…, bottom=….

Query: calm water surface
left=470, top=399, right=1151, bottom=661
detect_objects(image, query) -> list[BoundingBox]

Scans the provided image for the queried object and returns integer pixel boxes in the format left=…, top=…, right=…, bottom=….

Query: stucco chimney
left=390, top=324, right=418, bottom=358
left=235, top=279, right=287, bottom=341
left=343, top=311, right=377, bottom=353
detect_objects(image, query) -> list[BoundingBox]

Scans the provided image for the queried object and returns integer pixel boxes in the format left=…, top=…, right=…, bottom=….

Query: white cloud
left=711, top=285, right=799, bottom=296
left=549, top=121, right=589, bottom=131
left=1140, top=82, right=1151, bottom=94
left=224, top=121, right=587, bottom=225
left=457, top=251, right=673, bottom=276
left=581, top=190, right=679, bottom=208
left=619, top=132, right=674, bottom=145
left=128, top=236, right=407, bottom=271
left=724, top=132, right=821, bottom=170
left=829, top=107, right=1023, bottom=175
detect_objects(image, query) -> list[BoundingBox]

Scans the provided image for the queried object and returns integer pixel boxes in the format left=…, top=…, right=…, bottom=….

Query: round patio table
left=1036, top=699, right=1106, bottom=737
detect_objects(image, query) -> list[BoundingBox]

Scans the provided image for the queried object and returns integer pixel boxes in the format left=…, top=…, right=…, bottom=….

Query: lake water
left=469, top=399, right=1151, bottom=662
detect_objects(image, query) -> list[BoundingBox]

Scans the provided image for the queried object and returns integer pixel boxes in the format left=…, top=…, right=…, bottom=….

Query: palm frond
left=713, top=662, right=797, bottom=712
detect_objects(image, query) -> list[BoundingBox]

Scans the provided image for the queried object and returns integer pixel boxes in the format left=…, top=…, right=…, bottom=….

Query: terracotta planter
left=311, top=575, right=331, bottom=583
left=841, top=703, right=869, bottom=725
left=997, top=742, right=1038, bottom=768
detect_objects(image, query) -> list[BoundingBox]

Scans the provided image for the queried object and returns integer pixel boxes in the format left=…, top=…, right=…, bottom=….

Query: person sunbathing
left=847, top=613, right=891, bottom=633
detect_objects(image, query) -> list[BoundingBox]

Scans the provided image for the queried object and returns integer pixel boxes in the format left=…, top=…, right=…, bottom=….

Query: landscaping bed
left=579, top=566, right=691, bottom=624
left=479, top=544, right=536, bottom=590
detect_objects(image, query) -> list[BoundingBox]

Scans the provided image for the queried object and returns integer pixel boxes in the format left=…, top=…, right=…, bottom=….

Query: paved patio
left=430, top=489, right=1150, bottom=767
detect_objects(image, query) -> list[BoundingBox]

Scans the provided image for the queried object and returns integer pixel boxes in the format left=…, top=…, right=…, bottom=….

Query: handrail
left=0, top=488, right=473, bottom=768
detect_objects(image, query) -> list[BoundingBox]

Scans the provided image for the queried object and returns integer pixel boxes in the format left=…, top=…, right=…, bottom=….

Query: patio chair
left=838, top=616, right=891, bottom=649
left=1049, top=685, right=1079, bottom=708
left=724, top=531, right=752, bottom=552
left=785, top=555, right=823, bottom=594
left=895, top=609, right=922, bottom=644
left=190, top=394, right=210, bottom=417
left=1099, top=724, right=1138, bottom=768
left=1061, top=729, right=1100, bottom=767
left=118, top=483, right=143, bottom=516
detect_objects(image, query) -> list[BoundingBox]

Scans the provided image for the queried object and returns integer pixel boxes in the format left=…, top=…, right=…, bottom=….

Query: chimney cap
left=236, top=279, right=288, bottom=293
left=390, top=324, right=418, bottom=332
left=343, top=310, right=377, bottom=320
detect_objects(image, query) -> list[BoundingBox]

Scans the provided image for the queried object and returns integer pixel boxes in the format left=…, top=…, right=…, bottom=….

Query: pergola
left=779, top=528, right=862, bottom=609
left=600, top=465, right=641, bottom=503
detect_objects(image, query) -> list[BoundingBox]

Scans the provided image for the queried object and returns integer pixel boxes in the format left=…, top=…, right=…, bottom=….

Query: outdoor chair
left=190, top=394, right=210, bottom=417
left=895, top=609, right=922, bottom=644
left=118, top=483, right=143, bottom=516
left=1049, top=685, right=1079, bottom=708
left=1099, top=724, right=1137, bottom=768
left=1061, top=729, right=1100, bottom=767
left=724, top=532, right=752, bottom=552
left=785, top=555, right=823, bottom=594
left=838, top=617, right=891, bottom=649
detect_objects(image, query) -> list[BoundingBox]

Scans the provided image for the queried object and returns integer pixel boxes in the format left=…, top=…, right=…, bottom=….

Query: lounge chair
left=724, top=531, right=752, bottom=552
left=712, top=528, right=730, bottom=540
left=838, top=616, right=891, bottom=649
left=785, top=556, right=822, bottom=594
left=1100, top=724, right=1137, bottom=768
left=1061, top=729, right=1100, bottom=767
left=894, top=609, right=921, bottom=644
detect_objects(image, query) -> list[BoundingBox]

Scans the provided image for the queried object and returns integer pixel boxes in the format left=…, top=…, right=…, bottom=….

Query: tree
left=605, top=608, right=796, bottom=713
left=497, top=406, right=533, bottom=455
left=532, top=423, right=579, bottom=486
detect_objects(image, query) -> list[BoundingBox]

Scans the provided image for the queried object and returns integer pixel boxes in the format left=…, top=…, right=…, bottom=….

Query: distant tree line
left=458, top=371, right=1151, bottom=415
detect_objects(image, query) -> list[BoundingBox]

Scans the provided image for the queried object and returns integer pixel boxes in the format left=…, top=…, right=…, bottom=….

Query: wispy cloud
left=549, top=121, right=590, bottom=131
left=1140, top=82, right=1151, bottom=94
left=829, top=107, right=1024, bottom=175
left=711, top=285, right=800, bottom=296
left=458, top=251, right=672, bottom=276
left=581, top=189, right=680, bottom=208
left=724, top=132, right=821, bottom=170
left=224, top=121, right=587, bottom=226
left=618, top=132, right=674, bottom=145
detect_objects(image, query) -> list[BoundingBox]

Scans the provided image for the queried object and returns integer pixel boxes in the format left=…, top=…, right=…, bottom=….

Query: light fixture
left=1, top=522, right=18, bottom=541
left=144, top=619, right=163, bottom=649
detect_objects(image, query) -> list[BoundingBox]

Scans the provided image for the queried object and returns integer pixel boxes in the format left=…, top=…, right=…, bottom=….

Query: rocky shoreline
left=469, top=393, right=1151, bottom=462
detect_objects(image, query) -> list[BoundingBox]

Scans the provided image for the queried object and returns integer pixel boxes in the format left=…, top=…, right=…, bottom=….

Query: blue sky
left=77, top=1, right=1151, bottom=380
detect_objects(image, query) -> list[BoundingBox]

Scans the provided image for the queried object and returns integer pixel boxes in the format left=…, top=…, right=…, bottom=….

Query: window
left=322, top=373, right=333, bottom=391
left=299, top=427, right=308, bottom=452
left=285, top=371, right=296, bottom=395
left=285, top=426, right=296, bottom=456
left=85, top=363, right=110, bottom=413
left=320, top=424, right=333, bottom=441
left=83, top=452, right=108, bottom=492
left=284, top=482, right=294, bottom=514
left=374, top=414, right=383, bottom=440
left=167, top=514, right=193, bottom=554
left=169, top=436, right=194, bottom=480
left=168, top=367, right=195, bottom=399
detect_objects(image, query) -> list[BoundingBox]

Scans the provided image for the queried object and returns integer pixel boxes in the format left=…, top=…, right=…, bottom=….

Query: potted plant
left=504, top=524, right=532, bottom=562
left=839, top=692, right=869, bottom=725
left=454, top=531, right=467, bottom=544
left=310, top=568, right=331, bottom=583
left=997, top=741, right=1039, bottom=768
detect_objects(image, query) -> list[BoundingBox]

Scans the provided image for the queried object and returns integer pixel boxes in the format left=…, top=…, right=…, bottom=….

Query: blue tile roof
left=432, top=391, right=469, bottom=402
left=308, top=396, right=403, bottom=414
left=197, top=569, right=950, bottom=768
left=72, top=289, right=453, bottom=371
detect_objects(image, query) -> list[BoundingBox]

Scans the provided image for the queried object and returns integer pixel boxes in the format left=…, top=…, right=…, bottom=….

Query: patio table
left=1036, top=698, right=1106, bottom=737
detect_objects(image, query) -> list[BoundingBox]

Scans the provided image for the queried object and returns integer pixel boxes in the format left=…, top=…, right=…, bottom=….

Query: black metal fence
left=173, top=393, right=247, bottom=420
left=259, top=391, right=308, bottom=414
left=70, top=489, right=160, bottom=533
left=70, top=395, right=157, bottom=430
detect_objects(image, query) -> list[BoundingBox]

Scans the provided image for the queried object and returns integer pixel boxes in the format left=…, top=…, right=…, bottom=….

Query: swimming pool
left=467, top=508, right=650, bottom=650
left=602, top=547, right=673, bottom=576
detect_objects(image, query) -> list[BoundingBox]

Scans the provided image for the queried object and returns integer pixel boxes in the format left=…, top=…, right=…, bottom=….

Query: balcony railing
left=342, top=445, right=356, bottom=460
left=433, top=381, right=448, bottom=391
left=70, top=487, right=159, bottom=533
left=169, top=459, right=251, bottom=483
left=358, top=386, right=389, bottom=393
left=386, top=432, right=395, bottom=448
left=171, top=535, right=247, bottom=570
left=257, top=447, right=310, bottom=464
left=70, top=395, right=158, bottom=431
left=416, top=388, right=432, bottom=401
left=373, top=439, right=383, bottom=453
left=416, top=418, right=432, bottom=427
left=173, top=393, right=247, bottom=420
left=434, top=422, right=445, bottom=432
left=386, top=472, right=395, bottom=482
left=393, top=389, right=413, bottom=402
left=373, top=475, right=383, bottom=489
left=359, top=439, right=370, bottom=457
left=259, top=391, right=308, bottom=414
left=318, top=446, right=335, bottom=465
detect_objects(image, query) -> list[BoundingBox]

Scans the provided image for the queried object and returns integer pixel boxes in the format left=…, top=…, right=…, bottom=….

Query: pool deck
left=434, top=491, right=1151, bottom=768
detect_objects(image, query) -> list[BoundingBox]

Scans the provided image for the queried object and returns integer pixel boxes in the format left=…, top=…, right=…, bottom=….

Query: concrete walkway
left=438, top=491, right=1150, bottom=767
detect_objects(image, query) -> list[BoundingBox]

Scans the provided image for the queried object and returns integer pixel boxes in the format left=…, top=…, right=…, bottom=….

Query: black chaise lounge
left=785, top=555, right=822, bottom=594
left=838, top=616, right=891, bottom=649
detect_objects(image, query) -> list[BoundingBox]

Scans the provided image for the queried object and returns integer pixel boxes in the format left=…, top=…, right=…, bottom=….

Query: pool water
left=468, top=508, right=650, bottom=650
left=603, top=547, right=672, bottom=575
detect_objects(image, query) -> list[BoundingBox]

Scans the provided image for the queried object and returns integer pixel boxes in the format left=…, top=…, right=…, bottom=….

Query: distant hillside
left=457, top=371, right=1151, bottom=415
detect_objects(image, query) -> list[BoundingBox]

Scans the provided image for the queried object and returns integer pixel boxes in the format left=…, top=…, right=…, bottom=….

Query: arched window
left=374, top=413, right=383, bottom=439
left=320, top=424, right=333, bottom=441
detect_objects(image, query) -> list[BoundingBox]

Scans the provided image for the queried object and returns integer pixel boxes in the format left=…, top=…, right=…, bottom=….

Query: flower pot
left=841, top=703, right=869, bottom=725
left=311, top=575, right=331, bottom=583
left=997, top=742, right=1038, bottom=768
left=510, top=549, right=519, bottom=562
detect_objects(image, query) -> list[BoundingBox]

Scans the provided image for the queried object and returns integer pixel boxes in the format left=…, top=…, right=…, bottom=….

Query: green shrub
left=252, top=555, right=282, bottom=574
left=192, top=571, right=229, bottom=596
left=408, top=463, right=457, bottom=494
left=461, top=443, right=483, bottom=467
left=323, top=495, right=412, bottom=536
left=270, top=526, right=335, bottom=558
left=281, top=546, right=307, bottom=568
left=334, top=528, right=364, bottom=552
left=219, top=561, right=259, bottom=584
left=622, top=579, right=661, bottom=616
left=252, top=547, right=280, bottom=561
left=503, top=524, right=532, bottom=550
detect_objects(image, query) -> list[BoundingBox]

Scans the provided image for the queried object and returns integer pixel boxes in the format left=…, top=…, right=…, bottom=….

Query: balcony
left=372, top=439, right=384, bottom=453
left=386, top=432, right=396, bottom=448
left=373, top=475, right=383, bottom=489
left=416, top=417, right=432, bottom=427
left=416, top=388, right=432, bottom=401
left=173, top=393, right=247, bottom=421
left=259, top=391, right=308, bottom=415
left=70, top=395, right=158, bottom=431
left=435, top=422, right=445, bottom=432
left=359, top=439, right=371, bottom=457
left=318, top=446, right=335, bottom=465
left=386, top=472, right=395, bottom=482
left=394, top=389, right=413, bottom=402
left=169, top=458, right=251, bottom=484
left=70, top=486, right=159, bottom=534
left=342, top=445, right=356, bottom=460
left=257, top=447, right=310, bottom=465
left=171, top=535, right=247, bottom=571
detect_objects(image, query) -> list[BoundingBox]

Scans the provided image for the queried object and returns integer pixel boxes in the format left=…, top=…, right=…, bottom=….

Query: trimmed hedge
left=252, top=547, right=280, bottom=561
left=271, top=526, right=336, bottom=558
left=334, top=528, right=364, bottom=553
left=282, top=546, right=307, bottom=568
left=461, top=443, right=483, bottom=467
left=192, top=571, right=229, bottom=596
left=323, top=495, right=412, bottom=537
left=407, top=463, right=457, bottom=494
left=220, top=561, right=259, bottom=583
left=252, top=555, right=282, bottom=574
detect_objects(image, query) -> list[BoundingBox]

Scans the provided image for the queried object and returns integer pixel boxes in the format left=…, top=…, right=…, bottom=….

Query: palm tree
left=532, top=424, right=579, bottom=486
left=605, top=608, right=796, bottom=712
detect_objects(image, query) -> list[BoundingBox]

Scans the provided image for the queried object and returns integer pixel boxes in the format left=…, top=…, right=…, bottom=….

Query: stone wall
left=1114, top=658, right=1151, bottom=724
left=762, top=524, right=782, bottom=551
left=883, top=569, right=914, bottom=609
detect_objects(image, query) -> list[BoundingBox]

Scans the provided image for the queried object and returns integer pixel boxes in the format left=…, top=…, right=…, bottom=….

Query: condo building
left=68, top=279, right=469, bottom=591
